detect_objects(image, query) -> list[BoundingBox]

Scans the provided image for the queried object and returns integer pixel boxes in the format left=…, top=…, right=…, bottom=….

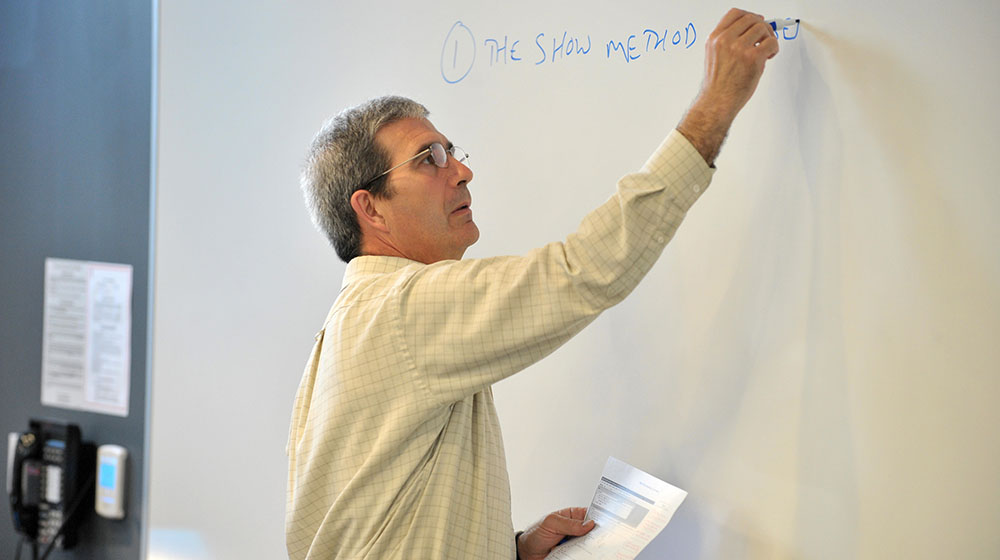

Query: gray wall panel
left=0, top=2, right=152, bottom=559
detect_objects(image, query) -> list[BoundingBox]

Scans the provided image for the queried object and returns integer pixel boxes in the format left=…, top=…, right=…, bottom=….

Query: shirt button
left=654, top=234, right=666, bottom=244
left=692, top=184, right=701, bottom=193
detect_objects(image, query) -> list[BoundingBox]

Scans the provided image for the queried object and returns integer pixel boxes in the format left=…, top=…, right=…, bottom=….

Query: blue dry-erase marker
left=765, top=18, right=800, bottom=31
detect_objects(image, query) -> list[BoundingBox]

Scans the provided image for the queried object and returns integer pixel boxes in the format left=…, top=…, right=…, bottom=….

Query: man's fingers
left=733, top=13, right=767, bottom=41
left=543, top=512, right=595, bottom=536
left=749, top=26, right=780, bottom=60
left=716, top=11, right=764, bottom=43
left=708, top=13, right=770, bottom=63
left=743, top=21, right=775, bottom=47
left=728, top=19, right=779, bottom=65
left=556, top=506, right=589, bottom=521
left=759, top=34, right=780, bottom=60
left=715, top=7, right=759, bottom=33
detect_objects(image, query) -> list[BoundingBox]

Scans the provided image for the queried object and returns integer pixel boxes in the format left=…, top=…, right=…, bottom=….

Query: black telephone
left=8, top=420, right=95, bottom=557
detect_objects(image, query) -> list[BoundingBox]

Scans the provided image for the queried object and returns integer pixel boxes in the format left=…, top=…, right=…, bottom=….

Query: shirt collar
left=342, top=255, right=422, bottom=290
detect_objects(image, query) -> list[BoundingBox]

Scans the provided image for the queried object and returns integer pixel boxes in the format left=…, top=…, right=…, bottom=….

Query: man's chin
left=456, top=224, right=480, bottom=259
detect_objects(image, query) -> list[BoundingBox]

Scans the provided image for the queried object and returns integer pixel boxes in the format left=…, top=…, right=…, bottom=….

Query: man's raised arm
left=677, top=8, right=780, bottom=166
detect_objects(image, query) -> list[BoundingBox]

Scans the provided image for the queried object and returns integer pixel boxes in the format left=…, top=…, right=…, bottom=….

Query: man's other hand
left=517, top=507, right=595, bottom=560
left=678, top=8, right=781, bottom=165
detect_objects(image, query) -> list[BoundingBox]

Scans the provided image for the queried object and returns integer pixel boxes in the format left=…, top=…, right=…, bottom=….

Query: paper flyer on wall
left=547, top=457, right=687, bottom=560
left=40, top=258, right=132, bottom=417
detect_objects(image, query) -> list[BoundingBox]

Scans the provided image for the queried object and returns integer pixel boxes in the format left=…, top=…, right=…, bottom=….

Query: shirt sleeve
left=388, top=130, right=715, bottom=406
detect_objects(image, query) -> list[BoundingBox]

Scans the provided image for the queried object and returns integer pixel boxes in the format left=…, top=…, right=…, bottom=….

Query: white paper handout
left=548, top=457, right=687, bottom=560
left=41, top=258, right=133, bottom=417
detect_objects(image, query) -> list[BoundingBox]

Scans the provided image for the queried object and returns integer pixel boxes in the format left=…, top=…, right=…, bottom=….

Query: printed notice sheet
left=41, top=258, right=132, bottom=417
left=548, top=457, right=687, bottom=560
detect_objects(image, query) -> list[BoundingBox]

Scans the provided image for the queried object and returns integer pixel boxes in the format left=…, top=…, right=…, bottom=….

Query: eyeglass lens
left=429, top=143, right=447, bottom=167
left=428, top=143, right=469, bottom=168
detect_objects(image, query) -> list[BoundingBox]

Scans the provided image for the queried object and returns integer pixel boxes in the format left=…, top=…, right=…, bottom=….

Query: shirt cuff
left=640, top=128, right=716, bottom=214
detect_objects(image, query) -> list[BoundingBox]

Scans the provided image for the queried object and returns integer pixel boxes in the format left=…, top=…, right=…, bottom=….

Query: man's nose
left=451, top=158, right=473, bottom=186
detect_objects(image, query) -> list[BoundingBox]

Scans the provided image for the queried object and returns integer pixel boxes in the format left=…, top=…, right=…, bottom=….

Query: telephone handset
left=7, top=420, right=95, bottom=557
left=9, top=432, right=42, bottom=539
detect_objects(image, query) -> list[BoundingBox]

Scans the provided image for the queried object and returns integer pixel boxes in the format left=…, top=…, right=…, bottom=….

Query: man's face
left=371, top=117, right=478, bottom=263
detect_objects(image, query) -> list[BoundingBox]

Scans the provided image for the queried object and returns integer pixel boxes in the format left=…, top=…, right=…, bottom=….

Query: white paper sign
left=548, top=457, right=687, bottom=560
left=41, top=258, right=132, bottom=417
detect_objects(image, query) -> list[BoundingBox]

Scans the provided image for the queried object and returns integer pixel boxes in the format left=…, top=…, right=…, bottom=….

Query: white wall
left=150, top=1, right=1000, bottom=558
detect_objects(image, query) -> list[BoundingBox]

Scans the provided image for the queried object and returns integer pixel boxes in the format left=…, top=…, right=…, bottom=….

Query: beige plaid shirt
left=286, top=130, right=714, bottom=559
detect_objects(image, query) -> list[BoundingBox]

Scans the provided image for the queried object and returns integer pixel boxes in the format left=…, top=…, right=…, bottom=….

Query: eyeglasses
left=363, top=142, right=470, bottom=188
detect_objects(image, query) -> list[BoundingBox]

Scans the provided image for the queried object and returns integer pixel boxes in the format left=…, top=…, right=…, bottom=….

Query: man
left=287, top=9, right=779, bottom=559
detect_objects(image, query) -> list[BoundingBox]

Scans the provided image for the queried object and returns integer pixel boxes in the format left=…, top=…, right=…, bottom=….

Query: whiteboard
left=150, top=1, right=1000, bottom=558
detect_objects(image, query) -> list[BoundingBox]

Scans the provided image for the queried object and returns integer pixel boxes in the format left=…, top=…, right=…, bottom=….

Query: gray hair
left=301, top=95, right=430, bottom=262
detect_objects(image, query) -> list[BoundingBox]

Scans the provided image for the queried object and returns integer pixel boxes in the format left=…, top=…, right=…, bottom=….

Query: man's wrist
left=677, top=93, right=739, bottom=167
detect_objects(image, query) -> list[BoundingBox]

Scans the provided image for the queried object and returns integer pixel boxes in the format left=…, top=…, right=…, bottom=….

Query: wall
left=0, top=2, right=153, bottom=559
left=151, top=1, right=1000, bottom=558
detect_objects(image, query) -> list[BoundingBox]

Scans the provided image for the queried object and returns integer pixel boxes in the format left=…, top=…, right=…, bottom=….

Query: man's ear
left=350, top=190, right=389, bottom=233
